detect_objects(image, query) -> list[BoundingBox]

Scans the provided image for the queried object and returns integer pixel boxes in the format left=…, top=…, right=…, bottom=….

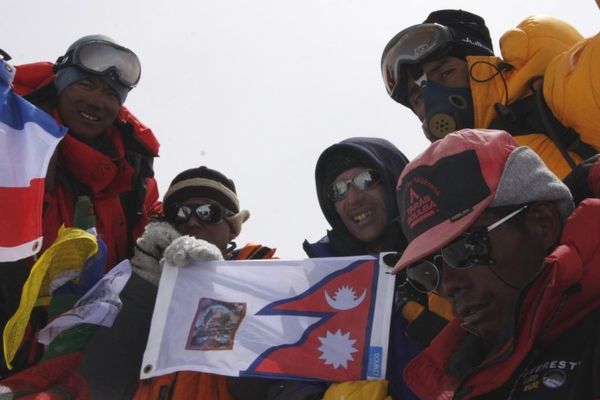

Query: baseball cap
left=391, top=129, right=574, bottom=273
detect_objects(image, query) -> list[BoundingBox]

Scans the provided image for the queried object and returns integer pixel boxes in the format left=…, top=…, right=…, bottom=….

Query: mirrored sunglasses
left=327, top=170, right=382, bottom=202
left=405, top=205, right=528, bottom=293
left=173, top=203, right=234, bottom=225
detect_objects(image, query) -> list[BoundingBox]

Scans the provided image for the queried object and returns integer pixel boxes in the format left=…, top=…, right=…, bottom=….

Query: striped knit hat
left=163, top=166, right=249, bottom=238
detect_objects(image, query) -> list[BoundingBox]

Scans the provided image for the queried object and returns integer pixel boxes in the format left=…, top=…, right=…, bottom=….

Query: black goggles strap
left=0, top=49, right=11, bottom=61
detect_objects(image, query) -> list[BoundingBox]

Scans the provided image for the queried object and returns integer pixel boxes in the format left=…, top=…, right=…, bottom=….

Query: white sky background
left=3, top=1, right=598, bottom=259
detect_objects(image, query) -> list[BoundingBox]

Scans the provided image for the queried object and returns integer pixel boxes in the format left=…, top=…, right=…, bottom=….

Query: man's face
left=57, top=75, right=121, bottom=140
left=173, top=197, right=233, bottom=254
left=437, top=208, right=548, bottom=345
left=333, top=167, right=388, bottom=243
left=406, top=56, right=470, bottom=122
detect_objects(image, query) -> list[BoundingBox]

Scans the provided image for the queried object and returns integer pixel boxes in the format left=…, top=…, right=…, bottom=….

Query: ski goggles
left=55, top=40, right=141, bottom=88
left=172, top=203, right=234, bottom=225
left=327, top=170, right=382, bottom=202
left=405, top=205, right=528, bottom=293
left=0, top=49, right=11, bottom=61
left=381, top=23, right=457, bottom=103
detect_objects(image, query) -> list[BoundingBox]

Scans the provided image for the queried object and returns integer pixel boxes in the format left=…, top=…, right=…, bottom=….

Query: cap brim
left=391, top=193, right=493, bottom=274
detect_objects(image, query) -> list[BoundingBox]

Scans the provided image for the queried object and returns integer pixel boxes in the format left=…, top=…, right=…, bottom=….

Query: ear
left=525, top=201, right=562, bottom=252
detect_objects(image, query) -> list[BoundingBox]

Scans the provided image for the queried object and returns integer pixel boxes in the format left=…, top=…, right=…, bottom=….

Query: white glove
left=161, top=235, right=224, bottom=268
left=130, top=221, right=181, bottom=285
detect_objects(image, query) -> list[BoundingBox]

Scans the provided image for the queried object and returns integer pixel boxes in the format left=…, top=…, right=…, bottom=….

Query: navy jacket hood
left=313, top=137, right=410, bottom=256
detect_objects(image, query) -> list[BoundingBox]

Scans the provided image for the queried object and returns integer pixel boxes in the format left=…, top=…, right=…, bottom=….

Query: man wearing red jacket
left=13, top=34, right=160, bottom=270
left=1, top=35, right=160, bottom=376
left=391, top=129, right=600, bottom=399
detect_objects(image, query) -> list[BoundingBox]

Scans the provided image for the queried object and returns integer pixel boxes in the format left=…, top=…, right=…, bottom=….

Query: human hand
left=131, top=221, right=181, bottom=285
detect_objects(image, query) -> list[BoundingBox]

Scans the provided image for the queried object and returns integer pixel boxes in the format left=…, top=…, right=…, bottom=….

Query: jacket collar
left=404, top=200, right=600, bottom=399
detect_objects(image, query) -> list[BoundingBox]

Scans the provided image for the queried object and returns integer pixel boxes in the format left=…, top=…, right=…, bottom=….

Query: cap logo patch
left=398, top=150, right=491, bottom=242
left=405, top=178, right=439, bottom=229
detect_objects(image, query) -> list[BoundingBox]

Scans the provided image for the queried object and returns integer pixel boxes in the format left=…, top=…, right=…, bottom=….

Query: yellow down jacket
left=467, top=15, right=600, bottom=179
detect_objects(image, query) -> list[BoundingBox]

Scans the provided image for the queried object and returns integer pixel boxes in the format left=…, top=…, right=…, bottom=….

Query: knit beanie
left=163, top=166, right=250, bottom=238
left=54, top=65, right=130, bottom=104
left=423, top=9, right=494, bottom=58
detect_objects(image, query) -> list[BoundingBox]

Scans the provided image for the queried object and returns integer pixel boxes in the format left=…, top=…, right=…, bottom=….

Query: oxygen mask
left=421, top=79, right=474, bottom=141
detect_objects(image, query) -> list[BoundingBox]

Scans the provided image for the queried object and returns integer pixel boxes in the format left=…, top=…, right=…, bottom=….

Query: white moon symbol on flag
left=324, top=287, right=367, bottom=310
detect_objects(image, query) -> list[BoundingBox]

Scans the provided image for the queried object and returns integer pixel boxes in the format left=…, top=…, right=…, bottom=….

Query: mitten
left=130, top=222, right=181, bottom=285
left=161, top=236, right=224, bottom=268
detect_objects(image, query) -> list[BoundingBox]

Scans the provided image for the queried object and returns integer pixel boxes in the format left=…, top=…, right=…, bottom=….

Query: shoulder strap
left=117, top=122, right=156, bottom=258
left=489, top=79, right=597, bottom=170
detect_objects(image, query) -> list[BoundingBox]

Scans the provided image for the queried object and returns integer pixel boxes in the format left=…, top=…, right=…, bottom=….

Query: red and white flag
left=0, top=60, right=67, bottom=262
left=141, top=255, right=395, bottom=382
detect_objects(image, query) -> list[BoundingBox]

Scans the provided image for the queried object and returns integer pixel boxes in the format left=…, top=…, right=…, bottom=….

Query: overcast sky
left=4, top=0, right=598, bottom=258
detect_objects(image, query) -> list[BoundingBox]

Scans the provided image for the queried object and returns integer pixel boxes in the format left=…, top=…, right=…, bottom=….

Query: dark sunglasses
left=327, top=170, right=382, bottom=202
left=172, top=203, right=234, bottom=225
left=405, top=205, right=528, bottom=293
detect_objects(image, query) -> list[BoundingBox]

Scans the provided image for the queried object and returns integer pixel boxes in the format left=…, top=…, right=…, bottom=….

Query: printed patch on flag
left=141, top=256, right=395, bottom=381
left=186, top=298, right=246, bottom=351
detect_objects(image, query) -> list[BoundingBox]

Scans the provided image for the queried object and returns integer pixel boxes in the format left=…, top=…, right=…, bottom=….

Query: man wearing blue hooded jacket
left=303, top=137, right=453, bottom=400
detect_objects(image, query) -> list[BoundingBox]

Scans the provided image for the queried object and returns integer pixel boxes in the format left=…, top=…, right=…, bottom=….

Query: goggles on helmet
left=55, top=40, right=141, bottom=89
left=381, top=23, right=457, bottom=105
left=381, top=22, right=493, bottom=105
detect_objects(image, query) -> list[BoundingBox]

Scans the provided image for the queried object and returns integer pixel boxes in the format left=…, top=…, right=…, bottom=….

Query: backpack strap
left=117, top=121, right=156, bottom=258
left=489, top=78, right=597, bottom=170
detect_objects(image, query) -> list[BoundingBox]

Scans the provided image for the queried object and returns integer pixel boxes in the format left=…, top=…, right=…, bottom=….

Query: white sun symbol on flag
left=318, top=329, right=358, bottom=369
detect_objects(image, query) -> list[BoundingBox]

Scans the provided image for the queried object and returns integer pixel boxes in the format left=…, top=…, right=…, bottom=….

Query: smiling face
left=438, top=203, right=558, bottom=345
left=57, top=75, right=121, bottom=140
left=333, top=167, right=388, bottom=244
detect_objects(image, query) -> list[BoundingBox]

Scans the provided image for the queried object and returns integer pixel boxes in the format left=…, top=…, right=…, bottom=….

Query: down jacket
left=468, top=15, right=600, bottom=179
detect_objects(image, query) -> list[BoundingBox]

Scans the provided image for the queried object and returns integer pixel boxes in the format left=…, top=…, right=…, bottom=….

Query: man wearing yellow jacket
left=381, top=8, right=600, bottom=179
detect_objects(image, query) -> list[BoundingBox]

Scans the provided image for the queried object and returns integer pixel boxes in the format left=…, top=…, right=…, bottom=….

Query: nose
left=185, top=213, right=207, bottom=228
left=344, top=184, right=365, bottom=204
left=84, top=90, right=106, bottom=108
left=86, top=87, right=115, bottom=108
left=438, top=260, right=465, bottom=300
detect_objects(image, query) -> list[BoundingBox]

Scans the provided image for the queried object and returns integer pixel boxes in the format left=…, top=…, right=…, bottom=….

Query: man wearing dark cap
left=0, top=166, right=275, bottom=399
left=391, top=129, right=600, bottom=399
left=381, top=9, right=600, bottom=180
left=304, top=137, right=453, bottom=400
